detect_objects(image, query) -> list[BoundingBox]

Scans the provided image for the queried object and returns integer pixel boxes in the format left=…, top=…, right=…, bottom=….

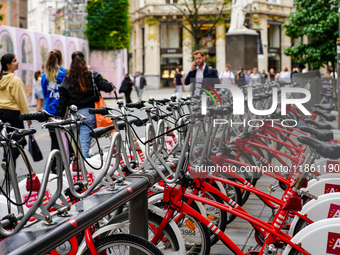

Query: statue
left=228, top=0, right=253, bottom=33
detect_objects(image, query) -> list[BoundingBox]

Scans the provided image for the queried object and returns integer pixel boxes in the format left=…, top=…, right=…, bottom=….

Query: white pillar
left=144, top=22, right=160, bottom=89
left=182, top=24, right=192, bottom=78
left=258, top=16, right=267, bottom=73
left=216, top=22, right=225, bottom=74
left=135, top=23, right=143, bottom=73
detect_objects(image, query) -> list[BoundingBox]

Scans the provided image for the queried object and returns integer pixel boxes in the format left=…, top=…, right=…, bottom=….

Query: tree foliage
left=85, top=0, right=130, bottom=50
left=282, top=0, right=338, bottom=70
left=173, top=0, right=230, bottom=52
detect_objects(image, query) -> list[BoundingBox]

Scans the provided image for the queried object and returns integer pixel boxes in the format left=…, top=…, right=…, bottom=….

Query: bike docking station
left=0, top=168, right=159, bottom=255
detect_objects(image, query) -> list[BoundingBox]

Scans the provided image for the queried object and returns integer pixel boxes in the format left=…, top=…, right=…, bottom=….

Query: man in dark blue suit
left=184, top=50, right=219, bottom=96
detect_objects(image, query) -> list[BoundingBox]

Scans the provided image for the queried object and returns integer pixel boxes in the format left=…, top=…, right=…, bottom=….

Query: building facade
left=0, top=0, right=27, bottom=28
left=129, top=0, right=296, bottom=89
left=27, top=0, right=65, bottom=34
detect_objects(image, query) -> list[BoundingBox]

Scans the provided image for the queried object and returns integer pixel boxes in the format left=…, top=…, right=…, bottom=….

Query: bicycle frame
left=151, top=184, right=310, bottom=255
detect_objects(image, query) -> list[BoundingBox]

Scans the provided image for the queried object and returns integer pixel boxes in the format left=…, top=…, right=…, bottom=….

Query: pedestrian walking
left=236, top=67, right=246, bottom=86
left=134, top=71, right=147, bottom=101
left=219, top=64, right=235, bottom=86
left=184, top=50, right=219, bottom=95
left=291, top=63, right=305, bottom=78
left=57, top=51, right=116, bottom=158
left=278, top=66, right=291, bottom=84
left=249, top=68, right=261, bottom=86
left=174, top=68, right=184, bottom=98
left=245, top=69, right=252, bottom=85
left=41, top=50, right=66, bottom=172
left=0, top=53, right=31, bottom=172
left=34, top=70, right=44, bottom=111
left=268, top=68, right=276, bottom=82
left=119, top=74, right=134, bottom=104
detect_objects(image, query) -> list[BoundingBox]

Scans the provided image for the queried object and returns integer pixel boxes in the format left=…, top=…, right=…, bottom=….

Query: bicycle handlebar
left=126, top=101, right=146, bottom=109
left=89, top=107, right=110, bottom=115
left=19, top=111, right=54, bottom=122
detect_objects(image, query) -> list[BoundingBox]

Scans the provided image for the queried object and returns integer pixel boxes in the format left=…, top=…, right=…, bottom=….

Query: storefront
left=160, top=23, right=183, bottom=87
left=267, top=21, right=282, bottom=73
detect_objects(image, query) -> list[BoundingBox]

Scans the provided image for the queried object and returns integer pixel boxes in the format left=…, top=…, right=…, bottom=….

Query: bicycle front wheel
left=83, top=234, right=163, bottom=255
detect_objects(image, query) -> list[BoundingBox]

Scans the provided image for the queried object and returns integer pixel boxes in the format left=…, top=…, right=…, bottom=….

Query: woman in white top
left=278, top=66, right=291, bottom=84
left=219, top=64, right=235, bottom=86
left=33, top=70, right=43, bottom=111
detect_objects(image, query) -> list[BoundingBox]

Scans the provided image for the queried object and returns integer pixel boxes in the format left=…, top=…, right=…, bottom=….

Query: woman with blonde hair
left=41, top=50, right=66, bottom=170
left=57, top=51, right=115, bottom=158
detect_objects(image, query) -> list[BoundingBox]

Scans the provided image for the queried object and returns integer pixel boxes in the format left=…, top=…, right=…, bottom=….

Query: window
left=139, top=0, right=145, bottom=8
left=267, top=0, right=281, bottom=4
left=160, top=25, right=182, bottom=48
left=166, top=0, right=178, bottom=3
left=268, top=24, right=280, bottom=48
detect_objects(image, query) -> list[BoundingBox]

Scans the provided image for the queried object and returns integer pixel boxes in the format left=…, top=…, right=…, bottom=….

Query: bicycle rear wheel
left=82, top=234, right=163, bottom=255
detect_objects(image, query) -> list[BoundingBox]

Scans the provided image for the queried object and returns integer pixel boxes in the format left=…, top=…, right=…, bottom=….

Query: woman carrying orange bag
left=57, top=51, right=116, bottom=158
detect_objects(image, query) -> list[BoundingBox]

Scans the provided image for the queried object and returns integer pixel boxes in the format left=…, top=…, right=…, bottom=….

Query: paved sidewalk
left=211, top=175, right=284, bottom=254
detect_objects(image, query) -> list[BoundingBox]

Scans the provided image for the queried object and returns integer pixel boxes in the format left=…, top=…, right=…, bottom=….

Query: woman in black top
left=57, top=51, right=115, bottom=158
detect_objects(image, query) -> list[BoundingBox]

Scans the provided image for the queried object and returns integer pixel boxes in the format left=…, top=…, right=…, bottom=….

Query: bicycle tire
left=292, top=217, right=310, bottom=236
left=152, top=200, right=211, bottom=254
left=199, top=190, right=227, bottom=246
left=106, top=210, right=180, bottom=253
left=82, top=234, right=163, bottom=255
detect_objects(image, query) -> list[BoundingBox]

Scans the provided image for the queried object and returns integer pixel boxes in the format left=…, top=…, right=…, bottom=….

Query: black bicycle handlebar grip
left=88, top=107, right=109, bottom=115
left=155, top=98, right=171, bottom=105
left=170, top=95, right=177, bottom=102
left=126, top=101, right=145, bottom=109
left=19, top=111, right=53, bottom=122
left=11, top=129, right=36, bottom=141
left=192, top=112, right=208, bottom=118
left=207, top=108, right=229, bottom=116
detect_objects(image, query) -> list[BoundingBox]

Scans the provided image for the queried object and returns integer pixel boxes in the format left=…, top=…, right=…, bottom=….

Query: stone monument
left=226, top=0, right=258, bottom=73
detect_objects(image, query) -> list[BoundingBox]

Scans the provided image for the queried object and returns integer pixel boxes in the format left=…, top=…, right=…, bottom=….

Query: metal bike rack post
left=129, top=174, right=155, bottom=255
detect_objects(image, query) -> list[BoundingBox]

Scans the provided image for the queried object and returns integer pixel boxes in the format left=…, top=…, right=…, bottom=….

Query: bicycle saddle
left=314, top=104, right=334, bottom=112
left=297, top=136, right=340, bottom=159
left=310, top=108, right=336, bottom=122
left=299, top=126, right=333, bottom=142
left=304, top=119, right=331, bottom=130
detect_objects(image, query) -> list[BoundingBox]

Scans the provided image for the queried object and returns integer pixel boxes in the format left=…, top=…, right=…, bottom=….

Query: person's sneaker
left=1, top=162, right=10, bottom=180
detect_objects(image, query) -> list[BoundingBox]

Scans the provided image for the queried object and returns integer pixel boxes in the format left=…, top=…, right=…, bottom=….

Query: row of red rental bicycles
left=0, top=81, right=340, bottom=254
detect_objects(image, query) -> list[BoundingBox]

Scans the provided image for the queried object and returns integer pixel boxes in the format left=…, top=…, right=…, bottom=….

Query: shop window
left=268, top=53, right=281, bottom=73
left=268, top=24, right=280, bottom=48
left=160, top=54, right=182, bottom=88
left=160, top=25, right=182, bottom=48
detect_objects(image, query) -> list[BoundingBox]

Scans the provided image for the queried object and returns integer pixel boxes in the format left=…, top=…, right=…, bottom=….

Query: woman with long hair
left=34, top=70, right=43, bottom=111
left=41, top=50, right=66, bottom=169
left=0, top=53, right=31, bottom=172
left=57, top=51, right=115, bottom=158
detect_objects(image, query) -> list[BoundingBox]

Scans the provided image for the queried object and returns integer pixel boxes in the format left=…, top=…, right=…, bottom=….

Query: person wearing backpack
left=184, top=50, right=219, bottom=96
left=219, top=64, right=235, bottom=86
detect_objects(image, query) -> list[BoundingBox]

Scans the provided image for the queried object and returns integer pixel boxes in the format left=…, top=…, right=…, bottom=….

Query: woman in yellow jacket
left=0, top=53, right=31, bottom=170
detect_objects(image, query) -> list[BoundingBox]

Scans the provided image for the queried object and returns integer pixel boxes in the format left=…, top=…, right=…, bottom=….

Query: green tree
left=173, top=0, right=230, bottom=52
left=85, top=0, right=130, bottom=50
left=282, top=0, right=338, bottom=71
left=0, top=3, right=4, bottom=22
